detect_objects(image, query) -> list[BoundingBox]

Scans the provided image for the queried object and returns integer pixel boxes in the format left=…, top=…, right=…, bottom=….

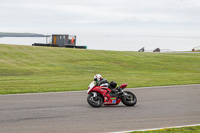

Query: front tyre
left=87, top=93, right=103, bottom=107
left=121, top=91, right=137, bottom=106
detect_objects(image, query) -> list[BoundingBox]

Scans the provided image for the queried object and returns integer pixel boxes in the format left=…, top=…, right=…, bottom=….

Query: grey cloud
left=0, top=0, right=199, bottom=33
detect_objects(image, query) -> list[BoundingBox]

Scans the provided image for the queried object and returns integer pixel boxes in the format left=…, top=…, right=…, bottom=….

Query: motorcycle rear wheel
left=87, top=93, right=103, bottom=107
left=121, top=91, right=137, bottom=106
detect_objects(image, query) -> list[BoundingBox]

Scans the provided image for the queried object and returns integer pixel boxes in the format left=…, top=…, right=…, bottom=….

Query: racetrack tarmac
left=0, top=84, right=200, bottom=133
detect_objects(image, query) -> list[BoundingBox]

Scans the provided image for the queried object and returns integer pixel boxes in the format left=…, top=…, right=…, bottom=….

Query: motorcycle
left=87, top=81, right=137, bottom=107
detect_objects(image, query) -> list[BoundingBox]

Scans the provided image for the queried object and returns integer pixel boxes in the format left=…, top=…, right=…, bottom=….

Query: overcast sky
left=0, top=0, right=200, bottom=35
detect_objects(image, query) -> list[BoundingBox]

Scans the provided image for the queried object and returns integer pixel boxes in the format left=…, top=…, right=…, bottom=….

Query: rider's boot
left=110, top=89, right=118, bottom=97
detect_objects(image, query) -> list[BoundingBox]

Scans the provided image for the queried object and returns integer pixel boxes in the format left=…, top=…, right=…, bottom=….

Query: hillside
left=0, top=32, right=46, bottom=37
left=0, top=44, right=200, bottom=94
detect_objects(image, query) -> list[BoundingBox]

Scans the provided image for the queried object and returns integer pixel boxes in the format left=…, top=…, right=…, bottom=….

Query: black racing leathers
left=96, top=79, right=122, bottom=97
left=108, top=85, right=118, bottom=95
left=96, top=78, right=109, bottom=86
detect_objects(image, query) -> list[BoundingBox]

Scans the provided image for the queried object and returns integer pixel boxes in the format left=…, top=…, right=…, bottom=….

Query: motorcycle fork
left=92, top=92, right=97, bottom=97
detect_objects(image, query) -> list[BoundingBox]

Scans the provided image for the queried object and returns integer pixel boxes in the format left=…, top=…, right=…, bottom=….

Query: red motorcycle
left=87, top=81, right=137, bottom=107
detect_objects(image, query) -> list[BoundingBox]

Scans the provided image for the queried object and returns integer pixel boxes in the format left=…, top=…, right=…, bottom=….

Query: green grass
left=0, top=44, right=200, bottom=94
left=131, top=125, right=200, bottom=133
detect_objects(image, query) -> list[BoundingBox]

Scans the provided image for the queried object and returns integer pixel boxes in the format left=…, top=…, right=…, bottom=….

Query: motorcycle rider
left=109, top=81, right=124, bottom=97
left=94, top=74, right=122, bottom=97
left=94, top=74, right=109, bottom=87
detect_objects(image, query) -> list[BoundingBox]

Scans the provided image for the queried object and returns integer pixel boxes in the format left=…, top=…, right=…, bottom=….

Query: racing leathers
left=95, top=78, right=109, bottom=86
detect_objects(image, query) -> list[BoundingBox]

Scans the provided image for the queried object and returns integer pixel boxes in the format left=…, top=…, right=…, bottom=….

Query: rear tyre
left=87, top=93, right=103, bottom=107
left=121, top=91, right=137, bottom=106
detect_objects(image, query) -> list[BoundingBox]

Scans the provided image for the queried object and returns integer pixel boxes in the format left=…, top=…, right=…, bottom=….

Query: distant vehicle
left=138, top=47, right=145, bottom=52
left=87, top=81, right=137, bottom=107
left=153, top=48, right=160, bottom=52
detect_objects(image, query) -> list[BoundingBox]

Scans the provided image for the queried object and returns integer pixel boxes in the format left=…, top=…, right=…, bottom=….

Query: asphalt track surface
left=0, top=85, right=200, bottom=133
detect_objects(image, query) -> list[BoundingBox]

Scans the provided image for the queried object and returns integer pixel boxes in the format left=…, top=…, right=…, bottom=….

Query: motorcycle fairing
left=88, top=86, right=121, bottom=105
left=120, top=83, right=128, bottom=89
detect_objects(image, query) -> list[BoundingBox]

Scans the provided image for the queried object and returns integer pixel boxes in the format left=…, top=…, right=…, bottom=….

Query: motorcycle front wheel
left=87, top=93, right=103, bottom=107
left=121, top=91, right=137, bottom=106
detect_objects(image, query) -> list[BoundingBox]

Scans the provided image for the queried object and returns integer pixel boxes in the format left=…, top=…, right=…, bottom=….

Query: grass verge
left=131, top=125, right=200, bottom=133
left=0, top=44, right=200, bottom=94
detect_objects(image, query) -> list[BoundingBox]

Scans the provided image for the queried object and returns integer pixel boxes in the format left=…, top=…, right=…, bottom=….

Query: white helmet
left=94, top=74, right=102, bottom=82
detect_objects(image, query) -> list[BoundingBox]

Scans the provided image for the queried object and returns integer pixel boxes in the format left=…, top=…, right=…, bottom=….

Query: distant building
left=32, top=34, right=87, bottom=49
left=52, top=34, right=76, bottom=47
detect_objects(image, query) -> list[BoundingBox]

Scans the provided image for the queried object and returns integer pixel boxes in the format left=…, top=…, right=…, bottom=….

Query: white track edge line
left=109, top=124, right=200, bottom=133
